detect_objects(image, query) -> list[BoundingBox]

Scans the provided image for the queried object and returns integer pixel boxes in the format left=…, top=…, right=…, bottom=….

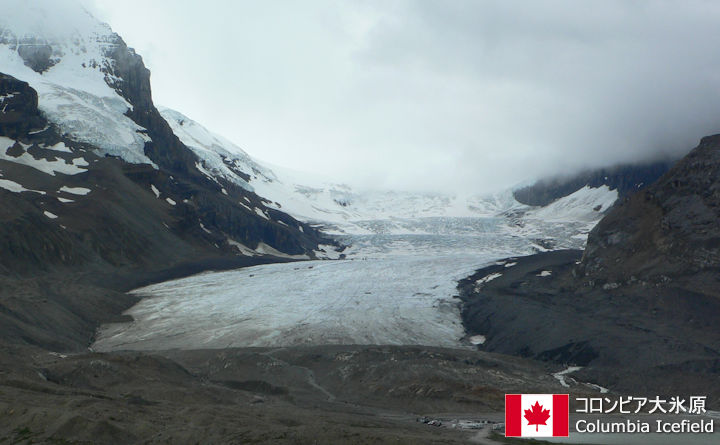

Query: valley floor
left=0, top=343, right=572, bottom=445
left=3, top=217, right=718, bottom=443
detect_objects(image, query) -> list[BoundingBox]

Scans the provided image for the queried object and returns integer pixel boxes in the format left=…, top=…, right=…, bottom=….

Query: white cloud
left=87, top=0, right=720, bottom=192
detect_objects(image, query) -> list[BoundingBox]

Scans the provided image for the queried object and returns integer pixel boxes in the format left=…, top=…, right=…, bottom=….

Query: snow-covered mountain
left=0, top=0, right=333, bottom=281
left=0, top=0, right=153, bottom=164
left=0, top=0, right=623, bottom=275
left=159, top=107, right=619, bottom=237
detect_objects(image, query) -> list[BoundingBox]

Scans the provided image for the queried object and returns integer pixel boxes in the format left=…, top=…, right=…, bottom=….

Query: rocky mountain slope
left=580, top=134, right=720, bottom=292
left=459, top=135, right=720, bottom=402
left=0, top=3, right=335, bottom=350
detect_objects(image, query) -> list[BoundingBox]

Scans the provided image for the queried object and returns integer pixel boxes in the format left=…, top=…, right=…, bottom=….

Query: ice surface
left=90, top=108, right=615, bottom=351
left=93, top=212, right=597, bottom=351
left=94, top=253, right=499, bottom=351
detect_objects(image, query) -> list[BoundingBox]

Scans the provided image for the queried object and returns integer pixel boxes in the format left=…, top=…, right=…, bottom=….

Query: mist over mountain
left=88, top=0, right=720, bottom=193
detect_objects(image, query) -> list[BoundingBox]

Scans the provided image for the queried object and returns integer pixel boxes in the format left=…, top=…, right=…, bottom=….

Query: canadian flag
left=505, top=394, right=569, bottom=437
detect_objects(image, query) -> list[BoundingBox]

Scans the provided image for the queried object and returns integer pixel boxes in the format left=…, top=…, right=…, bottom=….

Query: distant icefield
left=94, top=211, right=606, bottom=351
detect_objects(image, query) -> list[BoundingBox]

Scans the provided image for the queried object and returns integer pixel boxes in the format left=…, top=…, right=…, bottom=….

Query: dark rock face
left=460, top=136, right=720, bottom=398
left=581, top=135, right=720, bottom=293
left=95, top=35, right=324, bottom=255
left=17, top=41, right=56, bottom=73
left=0, top=35, right=61, bottom=73
left=0, top=74, right=45, bottom=137
left=513, top=160, right=675, bottom=207
left=101, top=34, right=207, bottom=180
left=0, top=70, right=335, bottom=350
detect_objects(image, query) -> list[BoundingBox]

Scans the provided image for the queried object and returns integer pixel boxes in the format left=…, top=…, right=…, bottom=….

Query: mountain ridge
left=0, top=3, right=336, bottom=350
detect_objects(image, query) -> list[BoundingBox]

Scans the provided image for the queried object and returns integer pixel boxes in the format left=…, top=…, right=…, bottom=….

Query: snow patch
left=226, top=238, right=257, bottom=256
left=527, top=186, right=618, bottom=222
left=469, top=335, right=486, bottom=345
left=165, top=197, right=176, bottom=206
left=150, top=184, right=160, bottom=198
left=0, top=137, right=88, bottom=176
left=43, top=210, right=58, bottom=219
left=45, top=142, right=72, bottom=153
left=0, top=178, right=45, bottom=194
left=254, top=207, right=269, bottom=220
left=476, top=272, right=502, bottom=285
left=255, top=242, right=309, bottom=259
left=59, top=186, right=91, bottom=195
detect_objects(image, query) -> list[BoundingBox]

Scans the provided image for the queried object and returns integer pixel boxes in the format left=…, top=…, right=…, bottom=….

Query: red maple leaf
left=524, top=401, right=551, bottom=432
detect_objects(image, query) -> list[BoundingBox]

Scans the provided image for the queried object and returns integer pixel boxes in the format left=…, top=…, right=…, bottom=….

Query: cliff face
left=580, top=135, right=720, bottom=297
left=102, top=35, right=206, bottom=179
left=459, top=135, right=720, bottom=398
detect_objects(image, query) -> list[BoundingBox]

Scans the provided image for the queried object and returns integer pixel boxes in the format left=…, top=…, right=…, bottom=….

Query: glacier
left=93, top=195, right=615, bottom=351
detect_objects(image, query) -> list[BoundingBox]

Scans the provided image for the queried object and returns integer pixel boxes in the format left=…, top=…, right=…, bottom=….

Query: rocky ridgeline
left=460, top=135, right=720, bottom=401
left=580, top=135, right=720, bottom=296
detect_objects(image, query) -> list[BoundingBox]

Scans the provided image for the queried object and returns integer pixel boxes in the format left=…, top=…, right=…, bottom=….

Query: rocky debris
left=417, top=417, right=443, bottom=427
left=0, top=344, right=589, bottom=444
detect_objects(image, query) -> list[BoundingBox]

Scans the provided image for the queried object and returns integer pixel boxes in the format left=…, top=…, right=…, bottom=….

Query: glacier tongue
left=93, top=254, right=497, bottom=351
left=92, top=205, right=609, bottom=351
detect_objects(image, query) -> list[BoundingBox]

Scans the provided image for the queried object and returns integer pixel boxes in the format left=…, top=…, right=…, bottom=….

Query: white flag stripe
left=520, top=394, right=555, bottom=437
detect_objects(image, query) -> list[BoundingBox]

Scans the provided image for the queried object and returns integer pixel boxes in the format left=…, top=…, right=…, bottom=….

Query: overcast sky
left=87, top=0, right=720, bottom=193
